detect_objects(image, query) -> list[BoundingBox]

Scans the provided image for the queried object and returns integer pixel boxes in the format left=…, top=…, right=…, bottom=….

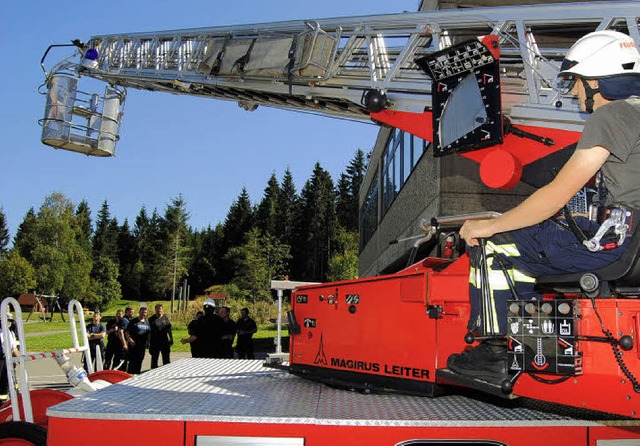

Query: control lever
left=503, top=117, right=555, bottom=146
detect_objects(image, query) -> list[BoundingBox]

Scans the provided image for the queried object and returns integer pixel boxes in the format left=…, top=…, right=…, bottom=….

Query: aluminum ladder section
left=71, top=2, right=639, bottom=129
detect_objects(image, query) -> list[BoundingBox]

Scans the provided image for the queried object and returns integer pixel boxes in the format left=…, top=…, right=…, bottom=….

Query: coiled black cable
left=591, top=297, right=640, bottom=393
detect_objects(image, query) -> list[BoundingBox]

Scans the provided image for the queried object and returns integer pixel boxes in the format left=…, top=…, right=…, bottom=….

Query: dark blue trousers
left=468, top=217, right=628, bottom=335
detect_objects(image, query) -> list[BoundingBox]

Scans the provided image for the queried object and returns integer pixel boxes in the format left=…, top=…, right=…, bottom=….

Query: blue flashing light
left=85, top=48, right=99, bottom=60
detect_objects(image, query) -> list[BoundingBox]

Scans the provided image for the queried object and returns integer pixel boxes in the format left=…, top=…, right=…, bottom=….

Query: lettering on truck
left=330, top=357, right=429, bottom=379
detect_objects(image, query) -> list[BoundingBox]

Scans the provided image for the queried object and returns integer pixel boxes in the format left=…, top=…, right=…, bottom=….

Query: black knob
left=362, top=89, right=388, bottom=113
left=464, top=332, right=475, bottom=344
left=619, top=335, right=634, bottom=351
left=501, top=379, right=514, bottom=394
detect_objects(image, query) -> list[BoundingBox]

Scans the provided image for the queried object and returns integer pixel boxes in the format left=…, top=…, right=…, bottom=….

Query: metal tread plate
left=46, top=359, right=633, bottom=426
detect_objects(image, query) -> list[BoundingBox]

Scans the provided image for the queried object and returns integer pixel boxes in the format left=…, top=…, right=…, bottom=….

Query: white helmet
left=559, top=30, right=640, bottom=79
left=203, top=298, right=216, bottom=308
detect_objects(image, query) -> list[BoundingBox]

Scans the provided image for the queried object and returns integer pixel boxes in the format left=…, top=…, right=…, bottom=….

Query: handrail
left=1, top=297, right=31, bottom=422
left=0, top=297, right=92, bottom=422
left=68, top=299, right=93, bottom=374
left=419, top=211, right=502, bottom=234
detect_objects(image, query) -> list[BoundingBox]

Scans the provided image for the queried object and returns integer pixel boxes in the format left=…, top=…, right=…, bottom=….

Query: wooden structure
left=17, top=294, right=66, bottom=322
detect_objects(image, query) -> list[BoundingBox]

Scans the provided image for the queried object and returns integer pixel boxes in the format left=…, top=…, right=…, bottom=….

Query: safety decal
left=345, top=294, right=360, bottom=305
left=507, top=299, right=580, bottom=376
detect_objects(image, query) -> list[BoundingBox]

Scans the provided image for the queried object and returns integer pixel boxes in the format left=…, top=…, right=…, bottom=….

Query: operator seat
left=536, top=223, right=640, bottom=297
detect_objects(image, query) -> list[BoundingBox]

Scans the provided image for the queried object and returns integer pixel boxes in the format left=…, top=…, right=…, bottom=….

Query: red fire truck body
left=288, top=255, right=640, bottom=420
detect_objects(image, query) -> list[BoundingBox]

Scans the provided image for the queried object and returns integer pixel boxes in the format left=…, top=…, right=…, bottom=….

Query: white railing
left=0, top=297, right=93, bottom=422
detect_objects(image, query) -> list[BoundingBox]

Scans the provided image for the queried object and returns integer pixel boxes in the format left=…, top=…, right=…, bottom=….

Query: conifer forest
left=0, top=150, right=366, bottom=310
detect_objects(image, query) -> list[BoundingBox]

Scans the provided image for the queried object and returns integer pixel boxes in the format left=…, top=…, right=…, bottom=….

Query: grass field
left=16, top=298, right=289, bottom=355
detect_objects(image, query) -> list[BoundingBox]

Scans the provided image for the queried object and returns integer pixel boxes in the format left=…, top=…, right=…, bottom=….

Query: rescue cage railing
left=1, top=297, right=93, bottom=423
left=38, top=67, right=126, bottom=158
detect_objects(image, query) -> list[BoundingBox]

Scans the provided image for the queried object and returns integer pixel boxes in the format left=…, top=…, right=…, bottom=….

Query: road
left=22, top=350, right=194, bottom=390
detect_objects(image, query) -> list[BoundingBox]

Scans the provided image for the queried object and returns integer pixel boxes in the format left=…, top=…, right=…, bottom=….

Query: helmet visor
left=558, top=58, right=578, bottom=93
left=560, top=58, right=578, bottom=74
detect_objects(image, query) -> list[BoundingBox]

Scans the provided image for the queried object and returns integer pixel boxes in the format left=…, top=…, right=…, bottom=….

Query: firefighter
left=125, top=307, right=150, bottom=374
left=181, top=299, right=223, bottom=358
left=448, top=30, right=640, bottom=380
left=148, top=304, right=173, bottom=369
left=236, top=308, right=258, bottom=359
left=218, top=306, right=237, bottom=359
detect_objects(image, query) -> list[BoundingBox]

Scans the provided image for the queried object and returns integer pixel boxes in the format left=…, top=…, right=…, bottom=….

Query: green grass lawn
left=17, top=300, right=289, bottom=354
left=23, top=326, right=288, bottom=354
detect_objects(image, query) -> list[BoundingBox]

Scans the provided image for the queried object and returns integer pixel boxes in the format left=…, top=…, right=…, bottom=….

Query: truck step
left=436, top=368, right=518, bottom=399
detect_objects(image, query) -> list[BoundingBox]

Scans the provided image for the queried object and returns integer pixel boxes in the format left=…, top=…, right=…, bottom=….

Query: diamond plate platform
left=46, top=359, right=635, bottom=427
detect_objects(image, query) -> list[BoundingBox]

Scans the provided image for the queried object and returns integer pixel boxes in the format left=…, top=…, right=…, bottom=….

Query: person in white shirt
left=0, top=313, right=19, bottom=401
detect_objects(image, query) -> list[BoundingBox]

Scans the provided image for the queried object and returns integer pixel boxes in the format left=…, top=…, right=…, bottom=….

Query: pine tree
left=336, top=149, right=366, bottom=232
left=275, top=168, right=298, bottom=245
left=223, top=188, right=254, bottom=248
left=93, top=200, right=119, bottom=262
left=133, top=206, right=153, bottom=298
left=189, top=224, right=222, bottom=296
left=136, top=208, right=164, bottom=299
left=88, top=199, right=121, bottom=306
left=0, top=208, right=9, bottom=255
left=255, top=172, right=280, bottom=237
left=74, top=200, right=93, bottom=248
left=335, top=173, right=352, bottom=230
left=156, top=195, right=192, bottom=303
left=293, top=163, right=337, bottom=281
left=219, top=188, right=254, bottom=282
left=117, top=219, right=139, bottom=299
left=13, top=208, right=38, bottom=262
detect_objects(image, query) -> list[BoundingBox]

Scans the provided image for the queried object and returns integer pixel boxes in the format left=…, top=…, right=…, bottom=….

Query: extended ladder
left=40, top=2, right=640, bottom=156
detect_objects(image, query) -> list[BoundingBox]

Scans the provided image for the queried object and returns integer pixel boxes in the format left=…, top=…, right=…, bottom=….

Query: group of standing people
left=181, top=300, right=257, bottom=360
left=83, top=299, right=258, bottom=374
left=84, top=304, right=173, bottom=375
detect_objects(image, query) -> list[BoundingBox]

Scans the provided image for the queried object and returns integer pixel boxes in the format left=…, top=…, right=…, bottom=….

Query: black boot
left=447, top=341, right=507, bottom=381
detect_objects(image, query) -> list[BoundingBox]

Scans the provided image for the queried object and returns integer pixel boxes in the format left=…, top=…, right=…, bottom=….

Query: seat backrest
left=537, top=222, right=640, bottom=287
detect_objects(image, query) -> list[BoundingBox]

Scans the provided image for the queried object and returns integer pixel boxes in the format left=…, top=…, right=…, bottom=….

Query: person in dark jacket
left=84, top=310, right=106, bottom=373
left=235, top=308, right=257, bottom=359
left=219, top=306, right=237, bottom=359
left=104, top=309, right=128, bottom=370
left=125, top=307, right=150, bottom=374
left=148, top=304, right=173, bottom=369
left=181, top=299, right=223, bottom=358
left=186, top=311, right=204, bottom=358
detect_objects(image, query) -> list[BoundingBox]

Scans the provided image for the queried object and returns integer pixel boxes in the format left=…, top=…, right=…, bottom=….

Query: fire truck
left=4, top=1, right=640, bottom=444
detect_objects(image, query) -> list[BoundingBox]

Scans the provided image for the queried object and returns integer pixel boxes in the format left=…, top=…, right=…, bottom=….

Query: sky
left=1, top=0, right=419, bottom=241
